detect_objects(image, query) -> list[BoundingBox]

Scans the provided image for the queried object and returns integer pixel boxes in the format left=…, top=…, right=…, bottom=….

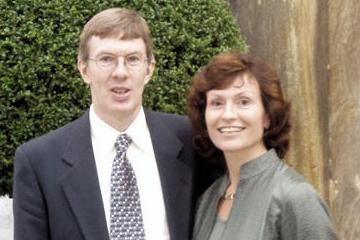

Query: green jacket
left=193, top=149, right=337, bottom=240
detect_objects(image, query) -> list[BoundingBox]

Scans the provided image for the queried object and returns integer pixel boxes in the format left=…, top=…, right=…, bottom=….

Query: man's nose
left=111, top=57, right=129, bottom=76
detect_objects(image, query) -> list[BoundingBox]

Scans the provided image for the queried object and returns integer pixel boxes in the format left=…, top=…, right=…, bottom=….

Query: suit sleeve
left=280, top=182, right=338, bottom=240
left=13, top=146, right=50, bottom=240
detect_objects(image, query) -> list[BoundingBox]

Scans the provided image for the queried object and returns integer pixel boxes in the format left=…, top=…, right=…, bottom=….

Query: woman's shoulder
left=271, top=161, right=334, bottom=224
left=195, top=175, right=227, bottom=216
left=271, top=162, right=337, bottom=239
left=193, top=175, right=226, bottom=231
left=273, top=162, right=321, bottom=203
left=199, top=175, right=226, bottom=202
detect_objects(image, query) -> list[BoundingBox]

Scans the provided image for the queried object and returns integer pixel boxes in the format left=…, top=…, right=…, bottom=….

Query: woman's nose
left=222, top=103, right=236, bottom=120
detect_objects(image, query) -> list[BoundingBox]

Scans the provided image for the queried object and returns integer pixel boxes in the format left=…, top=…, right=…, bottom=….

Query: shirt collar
left=124, top=107, right=150, bottom=153
left=89, top=105, right=149, bottom=152
left=89, top=105, right=119, bottom=154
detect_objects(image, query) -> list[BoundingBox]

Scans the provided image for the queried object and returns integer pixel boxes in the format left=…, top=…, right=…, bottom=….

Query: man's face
left=78, top=36, right=154, bottom=129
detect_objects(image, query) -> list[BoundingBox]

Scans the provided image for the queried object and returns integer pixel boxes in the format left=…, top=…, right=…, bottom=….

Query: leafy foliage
left=0, top=0, right=247, bottom=195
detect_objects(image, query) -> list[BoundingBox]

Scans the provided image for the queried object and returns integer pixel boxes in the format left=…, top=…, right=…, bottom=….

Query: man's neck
left=92, top=105, right=142, bottom=132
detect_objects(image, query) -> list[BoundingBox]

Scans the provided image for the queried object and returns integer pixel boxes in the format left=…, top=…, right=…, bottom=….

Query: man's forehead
left=87, top=36, right=146, bottom=55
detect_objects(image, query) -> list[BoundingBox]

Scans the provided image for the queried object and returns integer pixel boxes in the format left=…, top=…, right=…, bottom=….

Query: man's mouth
left=111, top=87, right=129, bottom=94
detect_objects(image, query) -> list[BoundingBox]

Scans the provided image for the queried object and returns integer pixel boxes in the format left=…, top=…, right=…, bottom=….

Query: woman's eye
left=238, top=98, right=251, bottom=107
left=209, top=100, right=223, bottom=107
left=240, top=99, right=249, bottom=105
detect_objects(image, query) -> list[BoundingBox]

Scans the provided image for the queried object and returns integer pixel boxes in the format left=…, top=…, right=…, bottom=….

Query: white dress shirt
left=89, top=105, right=170, bottom=240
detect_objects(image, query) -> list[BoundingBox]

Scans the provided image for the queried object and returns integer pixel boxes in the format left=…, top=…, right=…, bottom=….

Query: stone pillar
left=328, top=0, right=360, bottom=239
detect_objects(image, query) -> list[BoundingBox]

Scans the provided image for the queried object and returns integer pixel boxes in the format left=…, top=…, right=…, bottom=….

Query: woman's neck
left=224, top=144, right=268, bottom=188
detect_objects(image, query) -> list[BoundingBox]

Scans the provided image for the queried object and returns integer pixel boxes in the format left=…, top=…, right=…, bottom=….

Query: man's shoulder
left=18, top=111, right=89, bottom=151
left=146, top=109, right=188, bottom=121
left=145, top=109, right=191, bottom=130
left=144, top=109, right=194, bottom=146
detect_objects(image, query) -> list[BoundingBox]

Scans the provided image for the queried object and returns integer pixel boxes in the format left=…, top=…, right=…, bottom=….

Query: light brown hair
left=78, top=8, right=153, bottom=61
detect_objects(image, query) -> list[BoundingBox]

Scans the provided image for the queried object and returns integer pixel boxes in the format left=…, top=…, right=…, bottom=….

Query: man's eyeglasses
left=88, top=53, right=149, bottom=71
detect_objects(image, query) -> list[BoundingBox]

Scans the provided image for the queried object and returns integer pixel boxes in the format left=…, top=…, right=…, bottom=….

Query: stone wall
left=229, top=0, right=360, bottom=239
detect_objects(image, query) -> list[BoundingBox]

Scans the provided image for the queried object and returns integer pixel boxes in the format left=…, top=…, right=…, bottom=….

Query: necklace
left=221, top=192, right=235, bottom=200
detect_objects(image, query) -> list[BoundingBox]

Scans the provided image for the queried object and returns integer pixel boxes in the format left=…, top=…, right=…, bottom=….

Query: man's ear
left=78, top=58, right=91, bottom=85
left=144, top=59, right=155, bottom=85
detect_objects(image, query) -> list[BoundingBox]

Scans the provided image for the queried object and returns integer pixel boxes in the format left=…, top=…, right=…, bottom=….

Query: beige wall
left=229, top=0, right=360, bottom=239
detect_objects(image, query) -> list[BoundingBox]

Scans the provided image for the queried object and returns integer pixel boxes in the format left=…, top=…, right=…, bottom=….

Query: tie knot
left=115, top=134, right=132, bottom=153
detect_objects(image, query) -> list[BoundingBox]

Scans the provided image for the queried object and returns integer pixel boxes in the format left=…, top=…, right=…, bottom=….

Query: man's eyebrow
left=95, top=50, right=143, bottom=56
left=95, top=51, right=115, bottom=56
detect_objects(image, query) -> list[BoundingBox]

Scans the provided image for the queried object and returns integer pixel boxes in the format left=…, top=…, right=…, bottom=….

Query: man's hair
left=78, top=8, right=153, bottom=61
left=187, top=50, right=291, bottom=161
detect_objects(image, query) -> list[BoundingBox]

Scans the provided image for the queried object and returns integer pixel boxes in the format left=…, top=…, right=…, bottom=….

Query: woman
left=188, top=51, right=337, bottom=240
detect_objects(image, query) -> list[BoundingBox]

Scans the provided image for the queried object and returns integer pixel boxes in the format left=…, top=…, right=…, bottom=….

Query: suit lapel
left=145, top=111, right=193, bottom=240
left=60, top=112, right=109, bottom=240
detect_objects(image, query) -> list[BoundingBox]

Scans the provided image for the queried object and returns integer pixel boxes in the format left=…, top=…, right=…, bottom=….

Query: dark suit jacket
left=13, top=110, right=213, bottom=240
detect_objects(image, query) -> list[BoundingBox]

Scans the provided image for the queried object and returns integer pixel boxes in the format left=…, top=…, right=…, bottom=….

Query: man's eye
left=126, top=55, right=142, bottom=65
left=99, top=56, right=115, bottom=64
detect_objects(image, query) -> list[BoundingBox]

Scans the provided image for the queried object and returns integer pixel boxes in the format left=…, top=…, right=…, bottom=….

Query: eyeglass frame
left=87, top=52, right=150, bottom=72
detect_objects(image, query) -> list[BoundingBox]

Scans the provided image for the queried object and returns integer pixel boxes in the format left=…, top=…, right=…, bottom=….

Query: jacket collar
left=145, top=110, right=193, bottom=240
left=61, top=111, right=109, bottom=240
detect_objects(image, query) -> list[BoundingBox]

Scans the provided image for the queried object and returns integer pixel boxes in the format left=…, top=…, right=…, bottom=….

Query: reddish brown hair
left=187, top=50, right=291, bottom=160
left=78, top=8, right=153, bottom=61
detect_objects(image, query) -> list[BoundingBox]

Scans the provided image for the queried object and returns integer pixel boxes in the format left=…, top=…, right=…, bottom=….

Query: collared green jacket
left=192, top=149, right=337, bottom=240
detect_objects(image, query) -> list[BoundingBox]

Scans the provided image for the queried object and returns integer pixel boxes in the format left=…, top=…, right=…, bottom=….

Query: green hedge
left=0, top=0, right=247, bottom=195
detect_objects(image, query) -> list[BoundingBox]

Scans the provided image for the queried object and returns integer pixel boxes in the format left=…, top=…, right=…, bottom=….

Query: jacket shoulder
left=16, top=111, right=89, bottom=156
left=145, top=110, right=192, bottom=136
left=273, top=163, right=337, bottom=238
left=274, top=163, right=318, bottom=201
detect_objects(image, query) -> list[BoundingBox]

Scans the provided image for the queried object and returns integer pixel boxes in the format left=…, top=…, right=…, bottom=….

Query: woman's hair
left=187, top=50, right=291, bottom=160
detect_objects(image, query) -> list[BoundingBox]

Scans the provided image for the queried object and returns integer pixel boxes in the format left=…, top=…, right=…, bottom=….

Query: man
left=13, top=8, right=213, bottom=240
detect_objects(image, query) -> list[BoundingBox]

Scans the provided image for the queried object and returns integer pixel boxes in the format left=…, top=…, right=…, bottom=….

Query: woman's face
left=205, top=74, right=269, bottom=157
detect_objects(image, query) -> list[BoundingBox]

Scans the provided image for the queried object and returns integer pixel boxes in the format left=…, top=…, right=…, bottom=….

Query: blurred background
left=1, top=1, right=359, bottom=239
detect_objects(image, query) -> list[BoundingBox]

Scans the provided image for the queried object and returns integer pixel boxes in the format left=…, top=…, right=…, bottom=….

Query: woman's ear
left=264, top=114, right=270, bottom=129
